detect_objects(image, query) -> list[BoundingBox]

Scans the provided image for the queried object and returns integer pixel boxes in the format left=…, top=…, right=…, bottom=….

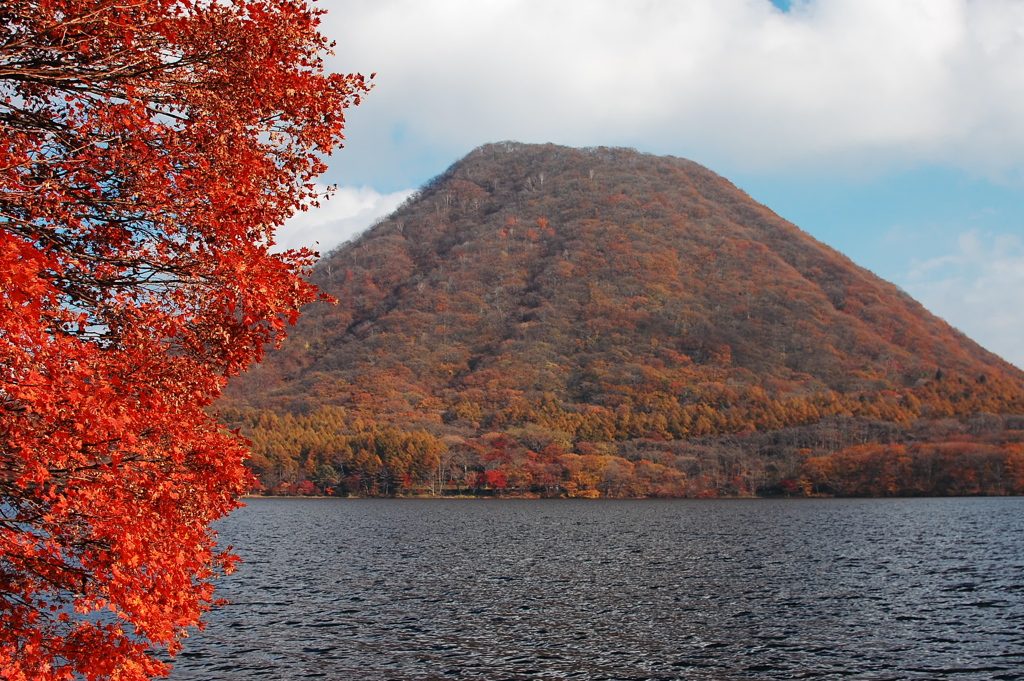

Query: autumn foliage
left=0, top=1, right=367, bottom=678
left=221, top=143, right=1024, bottom=499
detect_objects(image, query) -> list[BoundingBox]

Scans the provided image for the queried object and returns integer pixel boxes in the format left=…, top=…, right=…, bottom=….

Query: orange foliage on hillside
left=221, top=143, right=1024, bottom=498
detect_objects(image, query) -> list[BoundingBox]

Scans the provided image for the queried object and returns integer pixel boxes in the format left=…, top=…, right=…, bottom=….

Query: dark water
left=169, top=498, right=1024, bottom=680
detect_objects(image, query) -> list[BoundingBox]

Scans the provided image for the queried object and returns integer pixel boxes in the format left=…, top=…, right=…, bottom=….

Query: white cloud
left=274, top=186, right=414, bottom=254
left=901, top=231, right=1024, bottom=369
left=322, top=0, right=1024, bottom=177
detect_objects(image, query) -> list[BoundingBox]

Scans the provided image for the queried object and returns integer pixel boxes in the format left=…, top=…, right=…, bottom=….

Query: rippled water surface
left=169, top=498, right=1024, bottom=680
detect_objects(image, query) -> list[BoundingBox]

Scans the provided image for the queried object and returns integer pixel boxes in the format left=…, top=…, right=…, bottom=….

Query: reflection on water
left=169, top=498, right=1024, bottom=680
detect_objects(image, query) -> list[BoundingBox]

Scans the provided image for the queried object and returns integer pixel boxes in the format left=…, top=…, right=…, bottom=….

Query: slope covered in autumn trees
left=222, top=143, right=1024, bottom=498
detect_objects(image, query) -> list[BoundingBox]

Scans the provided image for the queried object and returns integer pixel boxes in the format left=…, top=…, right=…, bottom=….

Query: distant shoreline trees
left=223, top=394, right=1024, bottom=500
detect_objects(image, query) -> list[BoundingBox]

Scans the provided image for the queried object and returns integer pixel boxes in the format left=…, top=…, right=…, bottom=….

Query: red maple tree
left=0, top=1, right=369, bottom=678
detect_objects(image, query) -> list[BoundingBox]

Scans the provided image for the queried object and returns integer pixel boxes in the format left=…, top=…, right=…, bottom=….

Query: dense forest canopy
left=221, top=143, right=1024, bottom=498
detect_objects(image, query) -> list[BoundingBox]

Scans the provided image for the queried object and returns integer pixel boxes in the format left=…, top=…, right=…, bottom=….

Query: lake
left=168, top=497, right=1024, bottom=680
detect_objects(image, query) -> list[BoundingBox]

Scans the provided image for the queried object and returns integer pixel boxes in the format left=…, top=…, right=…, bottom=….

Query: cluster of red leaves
left=0, top=1, right=368, bottom=678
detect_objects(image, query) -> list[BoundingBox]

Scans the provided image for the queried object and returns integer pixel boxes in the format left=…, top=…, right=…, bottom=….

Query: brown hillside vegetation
left=221, top=142, right=1024, bottom=497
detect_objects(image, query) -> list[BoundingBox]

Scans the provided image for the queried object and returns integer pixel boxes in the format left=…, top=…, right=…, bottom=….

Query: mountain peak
left=223, top=143, right=1024, bottom=497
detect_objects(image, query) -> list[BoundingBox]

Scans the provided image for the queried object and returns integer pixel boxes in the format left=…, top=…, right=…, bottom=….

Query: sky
left=279, top=0, right=1024, bottom=369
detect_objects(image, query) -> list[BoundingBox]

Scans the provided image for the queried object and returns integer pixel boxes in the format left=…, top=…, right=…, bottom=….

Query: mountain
left=221, top=142, right=1024, bottom=498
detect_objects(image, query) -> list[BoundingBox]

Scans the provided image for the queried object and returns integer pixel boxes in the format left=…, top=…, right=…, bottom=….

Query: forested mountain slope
left=222, top=143, right=1024, bottom=497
